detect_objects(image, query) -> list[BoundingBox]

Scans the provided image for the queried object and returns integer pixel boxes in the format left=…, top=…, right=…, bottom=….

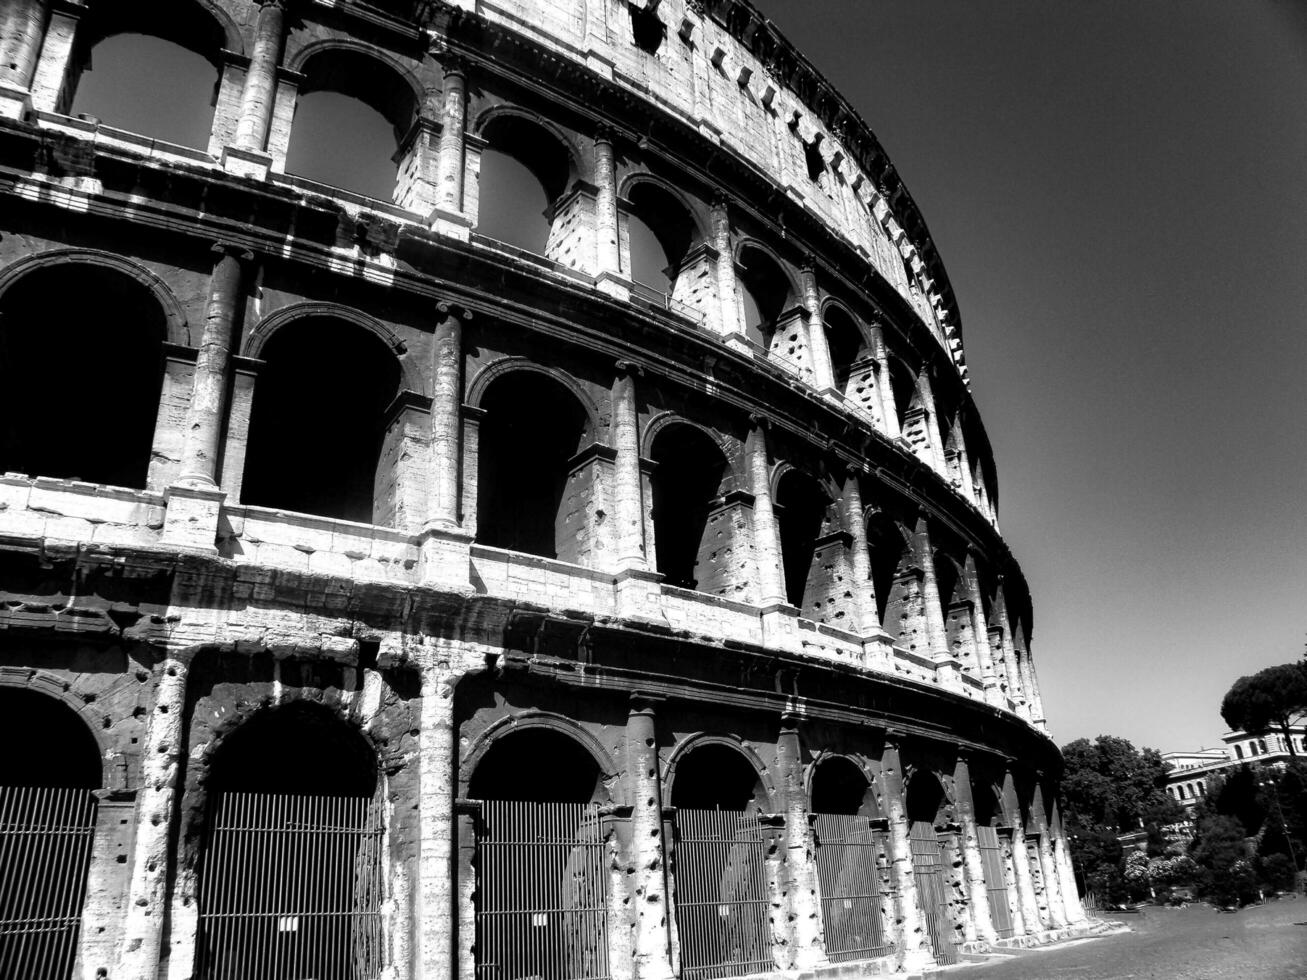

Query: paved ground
left=953, top=898, right=1307, bottom=980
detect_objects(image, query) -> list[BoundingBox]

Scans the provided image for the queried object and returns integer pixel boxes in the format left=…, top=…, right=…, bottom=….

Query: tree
left=1060, top=735, right=1183, bottom=832
left=1220, top=661, right=1307, bottom=757
left=1190, top=814, right=1258, bottom=907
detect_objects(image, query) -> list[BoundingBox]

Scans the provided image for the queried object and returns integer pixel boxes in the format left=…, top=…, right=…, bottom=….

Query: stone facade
left=0, top=2, right=1086, bottom=979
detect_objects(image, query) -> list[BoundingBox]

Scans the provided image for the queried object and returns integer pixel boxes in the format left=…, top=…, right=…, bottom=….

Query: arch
left=0, top=256, right=168, bottom=488
left=971, top=777, right=1003, bottom=828
left=905, top=767, right=949, bottom=827
left=473, top=107, right=580, bottom=253
left=466, top=357, right=600, bottom=430
left=663, top=734, right=776, bottom=812
left=0, top=248, right=189, bottom=345
left=649, top=419, right=730, bottom=590
left=245, top=301, right=422, bottom=395
left=77, top=0, right=236, bottom=66
left=241, top=313, right=404, bottom=523
left=734, top=239, right=799, bottom=347
left=463, top=712, right=616, bottom=804
left=774, top=466, right=832, bottom=610
left=887, top=355, right=918, bottom=428
left=821, top=301, right=870, bottom=392
left=619, top=172, right=709, bottom=245
left=808, top=754, right=880, bottom=817
left=0, top=683, right=103, bottom=789
left=621, top=173, right=707, bottom=292
left=472, top=106, right=582, bottom=201
left=289, top=41, right=424, bottom=135
left=865, top=508, right=913, bottom=629
left=473, top=365, right=594, bottom=560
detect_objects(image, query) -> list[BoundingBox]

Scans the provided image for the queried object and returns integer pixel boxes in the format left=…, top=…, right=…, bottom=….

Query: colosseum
left=0, top=1, right=1091, bottom=978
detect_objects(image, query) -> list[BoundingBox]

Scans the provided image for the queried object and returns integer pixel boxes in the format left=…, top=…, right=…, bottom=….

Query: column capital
left=615, top=358, right=644, bottom=377
left=210, top=242, right=254, bottom=263
left=436, top=299, right=474, bottom=322
left=594, top=122, right=618, bottom=146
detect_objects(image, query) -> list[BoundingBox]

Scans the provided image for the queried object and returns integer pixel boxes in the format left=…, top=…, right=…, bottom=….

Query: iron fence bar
left=975, top=826, right=1015, bottom=938
left=908, top=821, right=959, bottom=966
left=811, top=813, right=894, bottom=961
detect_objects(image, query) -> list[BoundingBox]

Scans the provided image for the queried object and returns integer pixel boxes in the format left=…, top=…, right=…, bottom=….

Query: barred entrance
left=195, top=791, right=384, bottom=980
left=908, top=822, right=959, bottom=966
left=975, top=825, right=1015, bottom=938
left=673, top=808, right=773, bottom=980
left=812, top=813, right=894, bottom=962
left=474, top=799, right=610, bottom=980
left=0, top=786, right=97, bottom=980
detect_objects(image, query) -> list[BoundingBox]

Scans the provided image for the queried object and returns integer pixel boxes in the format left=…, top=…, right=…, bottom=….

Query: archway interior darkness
left=207, top=702, right=378, bottom=797
left=289, top=50, right=418, bottom=201
left=72, top=34, right=218, bottom=148
left=889, top=359, right=916, bottom=426
left=775, top=470, right=828, bottom=609
left=973, top=783, right=1001, bottom=827
left=866, top=514, right=907, bottom=627
left=242, top=317, right=401, bottom=524
left=670, top=744, right=763, bottom=811
left=736, top=246, right=789, bottom=348
left=476, top=372, right=589, bottom=559
left=905, top=772, right=947, bottom=827
left=625, top=182, right=696, bottom=293
left=477, top=117, right=571, bottom=254
left=810, top=757, right=876, bottom=817
left=650, top=424, right=727, bottom=590
left=0, top=689, right=100, bottom=788
left=824, top=306, right=865, bottom=391
left=468, top=729, right=604, bottom=803
left=0, top=264, right=165, bottom=489
left=934, top=552, right=961, bottom=612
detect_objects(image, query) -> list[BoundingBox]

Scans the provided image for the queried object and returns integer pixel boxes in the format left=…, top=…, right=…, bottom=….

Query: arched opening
left=671, top=742, right=772, bottom=979
left=934, top=551, right=965, bottom=668
left=736, top=244, right=790, bottom=348
left=649, top=423, right=727, bottom=590
left=906, top=770, right=960, bottom=965
left=970, top=780, right=1017, bottom=938
left=625, top=181, right=698, bottom=294
left=288, top=50, right=419, bottom=201
left=71, top=2, right=224, bottom=147
left=477, top=115, right=572, bottom=254
left=906, top=771, right=948, bottom=828
left=823, top=306, right=867, bottom=393
left=0, top=688, right=101, bottom=978
left=775, top=469, right=830, bottom=610
left=889, top=358, right=917, bottom=431
left=865, top=512, right=910, bottom=630
left=809, top=757, right=893, bottom=962
left=476, top=371, right=590, bottom=561
left=195, top=703, right=383, bottom=980
left=0, top=263, right=165, bottom=489
left=242, top=317, right=402, bottom=524
left=467, top=728, right=609, bottom=980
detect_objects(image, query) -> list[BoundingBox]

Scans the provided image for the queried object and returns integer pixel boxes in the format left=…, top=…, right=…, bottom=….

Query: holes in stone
left=630, top=3, right=666, bottom=54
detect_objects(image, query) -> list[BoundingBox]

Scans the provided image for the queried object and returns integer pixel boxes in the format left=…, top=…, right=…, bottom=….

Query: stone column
left=882, top=738, right=933, bottom=972
left=962, top=554, right=1002, bottom=706
left=594, top=129, right=622, bottom=278
left=626, top=698, right=676, bottom=980
left=1050, top=807, right=1086, bottom=923
left=870, top=323, right=901, bottom=440
left=27, top=0, right=79, bottom=114
left=0, top=0, right=48, bottom=114
left=952, top=424, right=976, bottom=501
left=712, top=196, right=742, bottom=337
left=1023, top=647, right=1047, bottom=726
left=178, top=246, right=248, bottom=487
left=840, top=473, right=881, bottom=640
left=116, top=646, right=194, bottom=980
left=913, top=517, right=960, bottom=690
left=746, top=421, right=786, bottom=606
left=418, top=660, right=458, bottom=980
left=429, top=303, right=470, bottom=529
left=1031, top=788, right=1067, bottom=928
left=776, top=720, right=827, bottom=969
left=915, top=368, right=947, bottom=474
left=801, top=264, right=836, bottom=392
left=953, top=754, right=998, bottom=944
left=612, top=363, right=647, bottom=570
left=233, top=0, right=286, bottom=153
left=438, top=58, right=468, bottom=214
left=1006, top=777, right=1042, bottom=935
left=992, top=582, right=1027, bottom=713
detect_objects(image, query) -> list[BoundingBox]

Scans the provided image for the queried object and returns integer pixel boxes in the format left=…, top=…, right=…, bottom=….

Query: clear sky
left=70, top=4, right=1307, bottom=755
left=753, top=0, right=1307, bottom=753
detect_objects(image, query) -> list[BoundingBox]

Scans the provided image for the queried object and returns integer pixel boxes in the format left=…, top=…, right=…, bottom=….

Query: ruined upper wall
left=436, top=0, right=967, bottom=378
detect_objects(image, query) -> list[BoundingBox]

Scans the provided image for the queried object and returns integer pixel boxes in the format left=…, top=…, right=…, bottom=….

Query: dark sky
left=752, top=0, right=1307, bottom=752
left=71, top=4, right=1307, bottom=754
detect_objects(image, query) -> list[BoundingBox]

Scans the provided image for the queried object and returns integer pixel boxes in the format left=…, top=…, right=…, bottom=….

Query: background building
left=0, top=1, right=1091, bottom=978
left=1164, top=727, right=1307, bottom=812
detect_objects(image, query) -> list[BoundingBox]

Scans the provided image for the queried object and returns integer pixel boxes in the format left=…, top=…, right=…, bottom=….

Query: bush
left=1258, top=853, right=1297, bottom=893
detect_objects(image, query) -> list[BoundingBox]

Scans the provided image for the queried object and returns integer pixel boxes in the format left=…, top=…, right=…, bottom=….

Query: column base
left=614, top=565, right=663, bottom=621
left=760, top=602, right=803, bottom=654
left=161, top=483, right=226, bottom=553
left=430, top=206, right=473, bottom=242
left=595, top=270, right=631, bottom=301
left=861, top=626, right=895, bottom=668
left=933, top=654, right=965, bottom=692
left=0, top=84, right=32, bottom=121
left=220, top=145, right=273, bottom=180
left=417, top=522, right=474, bottom=592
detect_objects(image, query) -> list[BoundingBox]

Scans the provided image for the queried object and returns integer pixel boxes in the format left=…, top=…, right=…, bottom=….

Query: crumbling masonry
left=0, top=1, right=1089, bottom=978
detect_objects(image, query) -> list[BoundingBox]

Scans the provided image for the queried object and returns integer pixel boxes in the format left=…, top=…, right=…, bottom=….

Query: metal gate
left=195, top=791, right=385, bottom=980
left=974, top=826, right=1015, bottom=938
left=907, top=821, right=959, bottom=966
left=0, top=785, right=97, bottom=980
left=673, top=809, right=773, bottom=980
left=811, top=814, right=894, bottom=962
left=474, top=800, right=610, bottom=980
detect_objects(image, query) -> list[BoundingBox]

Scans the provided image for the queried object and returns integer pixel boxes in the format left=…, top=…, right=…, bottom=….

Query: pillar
left=438, top=58, right=468, bottom=214
left=1031, top=788, right=1067, bottom=928
left=116, top=647, right=193, bottom=979
left=840, top=473, right=882, bottom=640
left=418, top=660, right=458, bottom=980
left=1051, top=810, right=1086, bottom=923
left=870, top=323, right=900, bottom=440
left=178, top=246, right=248, bottom=486
left=28, top=0, right=78, bottom=114
left=429, top=303, right=470, bottom=528
left=746, top=421, right=786, bottom=606
left=992, top=582, right=1027, bottom=713
left=626, top=698, right=676, bottom=980
left=776, top=720, right=827, bottom=969
left=712, top=196, right=742, bottom=337
left=0, top=0, right=48, bottom=113
left=882, top=738, right=933, bottom=972
left=915, top=368, right=947, bottom=474
left=913, top=517, right=960, bottom=690
left=1023, top=646, right=1047, bottom=726
left=962, top=554, right=1002, bottom=705
left=953, top=755, right=998, bottom=944
left=1006, top=780, right=1041, bottom=935
left=235, top=0, right=286, bottom=150
left=801, top=264, right=836, bottom=392
left=612, top=363, right=647, bottom=569
left=595, top=129, right=622, bottom=277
